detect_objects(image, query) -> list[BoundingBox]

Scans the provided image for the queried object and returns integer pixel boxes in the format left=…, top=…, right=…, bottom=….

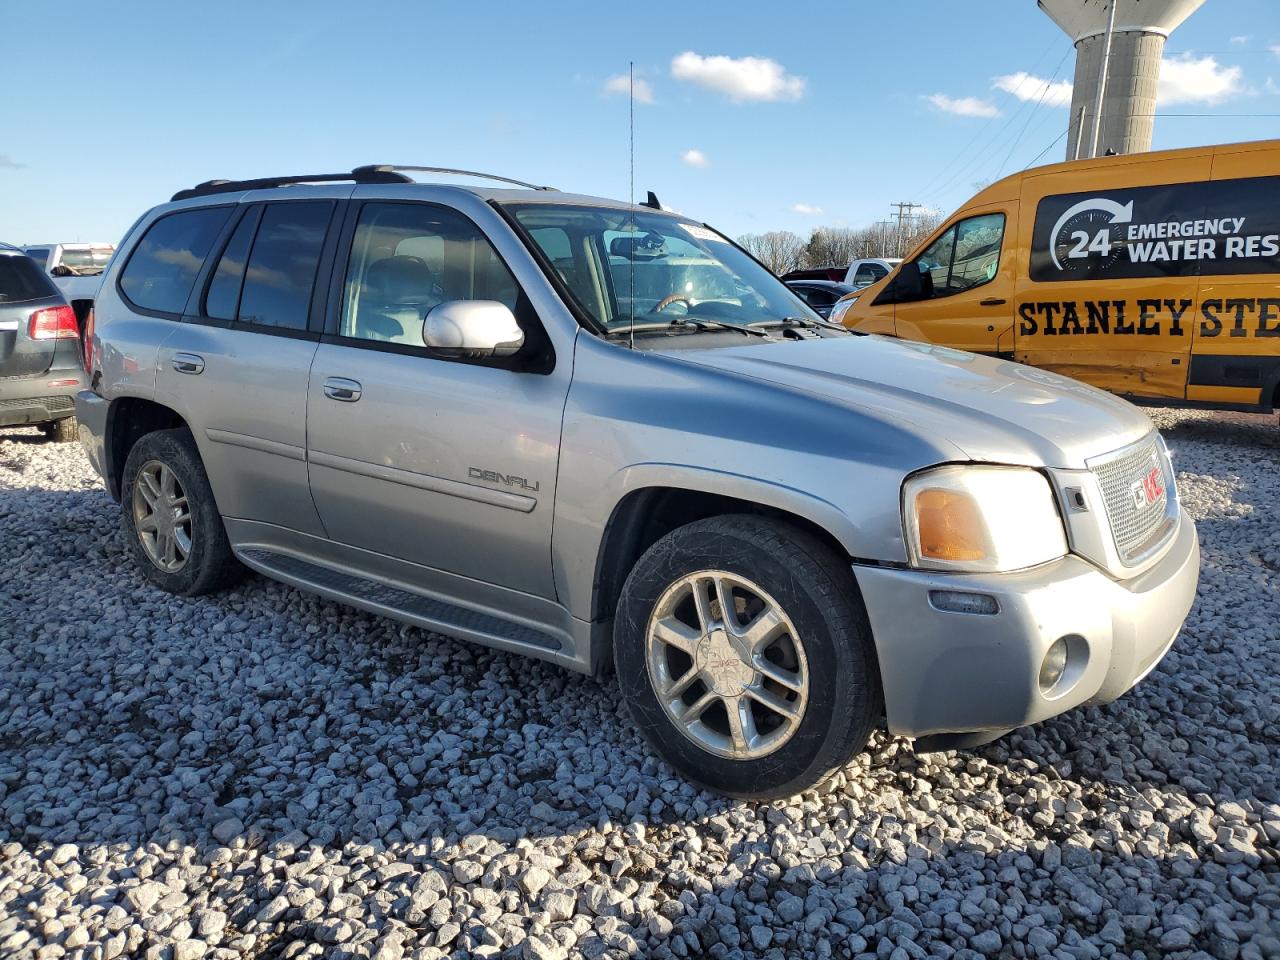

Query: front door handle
left=980, top=297, right=1007, bottom=307
left=172, top=353, right=205, bottom=375
left=323, top=377, right=362, bottom=402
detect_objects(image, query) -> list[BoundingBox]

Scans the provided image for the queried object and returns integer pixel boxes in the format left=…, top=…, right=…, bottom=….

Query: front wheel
left=120, top=428, right=245, bottom=596
left=614, top=515, right=880, bottom=799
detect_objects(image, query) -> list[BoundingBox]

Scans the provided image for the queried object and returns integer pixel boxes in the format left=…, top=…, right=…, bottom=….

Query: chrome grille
left=1089, top=433, right=1175, bottom=564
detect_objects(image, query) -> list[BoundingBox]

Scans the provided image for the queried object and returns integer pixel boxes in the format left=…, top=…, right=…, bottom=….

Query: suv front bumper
left=854, top=507, right=1199, bottom=740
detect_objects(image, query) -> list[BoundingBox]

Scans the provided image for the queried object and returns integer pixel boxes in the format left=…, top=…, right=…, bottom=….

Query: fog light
left=1039, top=637, right=1069, bottom=692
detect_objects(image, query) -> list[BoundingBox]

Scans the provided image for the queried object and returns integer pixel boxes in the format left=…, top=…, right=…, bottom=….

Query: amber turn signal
left=914, top=488, right=987, bottom=562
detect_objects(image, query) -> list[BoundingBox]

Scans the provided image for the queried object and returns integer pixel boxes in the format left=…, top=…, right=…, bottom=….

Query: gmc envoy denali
left=77, top=166, right=1200, bottom=798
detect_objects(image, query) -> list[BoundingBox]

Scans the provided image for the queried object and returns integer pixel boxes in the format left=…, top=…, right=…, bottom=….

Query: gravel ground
left=0, top=408, right=1277, bottom=960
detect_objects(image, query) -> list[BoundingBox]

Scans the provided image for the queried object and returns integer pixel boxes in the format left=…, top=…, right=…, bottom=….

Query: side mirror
left=422, top=300, right=524, bottom=359
left=888, top=262, right=930, bottom=303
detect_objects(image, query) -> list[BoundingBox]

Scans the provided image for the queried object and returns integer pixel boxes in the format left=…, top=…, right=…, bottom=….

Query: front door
left=305, top=200, right=570, bottom=599
left=892, top=206, right=1015, bottom=355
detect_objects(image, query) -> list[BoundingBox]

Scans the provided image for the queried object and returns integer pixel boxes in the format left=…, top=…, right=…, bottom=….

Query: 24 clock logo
left=1049, top=198, right=1133, bottom=271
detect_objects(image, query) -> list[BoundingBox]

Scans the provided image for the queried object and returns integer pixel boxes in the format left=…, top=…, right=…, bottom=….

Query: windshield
left=58, top=247, right=114, bottom=274
left=506, top=204, right=819, bottom=332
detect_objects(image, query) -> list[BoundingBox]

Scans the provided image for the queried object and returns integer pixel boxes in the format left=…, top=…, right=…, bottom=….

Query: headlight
left=902, top=465, right=1067, bottom=572
left=828, top=297, right=857, bottom=325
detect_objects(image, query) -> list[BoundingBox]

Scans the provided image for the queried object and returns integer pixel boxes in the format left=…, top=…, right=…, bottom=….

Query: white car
left=24, top=242, right=115, bottom=305
left=844, top=257, right=900, bottom=288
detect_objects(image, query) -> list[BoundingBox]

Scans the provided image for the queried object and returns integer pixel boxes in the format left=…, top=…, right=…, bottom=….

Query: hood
left=660, top=335, right=1153, bottom=469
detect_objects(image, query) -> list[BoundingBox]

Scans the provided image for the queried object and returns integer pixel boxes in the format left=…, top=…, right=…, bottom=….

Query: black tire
left=614, top=514, right=880, bottom=800
left=120, top=428, right=245, bottom=596
left=40, top=417, right=79, bottom=443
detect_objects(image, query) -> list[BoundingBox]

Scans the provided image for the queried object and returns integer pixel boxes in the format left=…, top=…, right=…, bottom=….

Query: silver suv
left=77, top=166, right=1200, bottom=798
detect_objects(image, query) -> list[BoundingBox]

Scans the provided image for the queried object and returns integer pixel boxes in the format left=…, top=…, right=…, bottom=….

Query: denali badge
left=1129, top=464, right=1165, bottom=509
left=468, top=467, right=540, bottom=492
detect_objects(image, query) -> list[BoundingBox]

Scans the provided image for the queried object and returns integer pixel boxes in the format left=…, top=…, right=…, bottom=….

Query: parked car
left=78, top=166, right=1200, bottom=798
left=785, top=280, right=858, bottom=319
left=0, top=243, right=86, bottom=441
left=843, top=257, right=900, bottom=288
left=24, top=242, right=115, bottom=327
left=782, top=267, right=846, bottom=282
left=836, top=138, right=1280, bottom=414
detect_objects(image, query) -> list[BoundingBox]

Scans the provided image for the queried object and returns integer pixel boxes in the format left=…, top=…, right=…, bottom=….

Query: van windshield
left=505, top=204, right=819, bottom=333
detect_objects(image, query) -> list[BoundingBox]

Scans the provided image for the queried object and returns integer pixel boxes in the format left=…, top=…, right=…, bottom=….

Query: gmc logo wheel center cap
left=696, top=628, right=753, bottom=696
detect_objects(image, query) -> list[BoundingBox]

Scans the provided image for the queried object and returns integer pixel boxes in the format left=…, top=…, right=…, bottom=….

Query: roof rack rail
left=353, top=165, right=556, bottom=191
left=171, top=167, right=413, bottom=202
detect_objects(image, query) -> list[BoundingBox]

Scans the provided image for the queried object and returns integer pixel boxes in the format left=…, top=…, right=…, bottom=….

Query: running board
left=237, top=548, right=562, bottom=652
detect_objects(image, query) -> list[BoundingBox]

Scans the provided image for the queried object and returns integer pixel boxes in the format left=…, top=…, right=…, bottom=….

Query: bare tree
left=738, top=231, right=806, bottom=275
left=804, top=228, right=861, bottom=269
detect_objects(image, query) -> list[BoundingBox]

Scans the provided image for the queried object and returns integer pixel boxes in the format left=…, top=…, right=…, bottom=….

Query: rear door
left=1189, top=142, right=1280, bottom=409
left=153, top=193, right=345, bottom=536
left=1013, top=151, right=1212, bottom=400
left=0, top=252, right=66, bottom=378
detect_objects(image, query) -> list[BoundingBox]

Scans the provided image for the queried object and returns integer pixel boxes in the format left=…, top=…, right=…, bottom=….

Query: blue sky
left=2, top=0, right=1277, bottom=245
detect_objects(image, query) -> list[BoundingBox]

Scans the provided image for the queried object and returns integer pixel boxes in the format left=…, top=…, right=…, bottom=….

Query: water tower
left=1039, top=0, right=1207, bottom=159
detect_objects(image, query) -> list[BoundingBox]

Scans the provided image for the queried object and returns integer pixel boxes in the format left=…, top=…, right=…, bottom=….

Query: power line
left=1026, top=129, right=1068, bottom=168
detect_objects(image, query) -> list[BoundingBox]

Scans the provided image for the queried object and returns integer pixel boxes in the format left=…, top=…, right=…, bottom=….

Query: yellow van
left=834, top=139, right=1280, bottom=413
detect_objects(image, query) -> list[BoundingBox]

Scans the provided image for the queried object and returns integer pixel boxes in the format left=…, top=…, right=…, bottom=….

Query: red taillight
left=28, top=305, right=79, bottom=341
left=83, top=308, right=96, bottom=371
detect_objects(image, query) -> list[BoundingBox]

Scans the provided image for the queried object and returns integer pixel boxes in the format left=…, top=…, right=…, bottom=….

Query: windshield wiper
left=609, top=317, right=773, bottom=340
left=773, top=315, right=851, bottom=333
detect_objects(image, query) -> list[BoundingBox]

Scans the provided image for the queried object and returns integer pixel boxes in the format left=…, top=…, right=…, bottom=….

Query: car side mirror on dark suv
left=422, top=300, right=525, bottom=360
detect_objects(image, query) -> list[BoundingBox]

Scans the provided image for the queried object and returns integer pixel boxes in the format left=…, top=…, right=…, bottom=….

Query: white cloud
left=1266, top=77, right=1279, bottom=96
left=993, top=72, right=1073, bottom=108
left=1230, top=35, right=1251, bottom=45
left=680, top=148, right=709, bottom=168
left=670, top=51, right=805, bottom=102
left=1271, top=44, right=1280, bottom=57
left=603, top=73, right=654, bottom=104
left=926, top=93, right=1000, bottom=118
left=791, top=203, right=822, bottom=215
left=1158, top=54, right=1245, bottom=104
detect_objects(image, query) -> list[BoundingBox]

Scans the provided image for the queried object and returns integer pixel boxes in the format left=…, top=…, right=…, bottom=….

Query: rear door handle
left=323, top=377, right=362, bottom=402
left=172, top=353, right=205, bottom=375
left=980, top=297, right=1007, bottom=307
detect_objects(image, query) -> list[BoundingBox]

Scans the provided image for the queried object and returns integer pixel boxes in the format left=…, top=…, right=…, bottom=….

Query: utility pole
left=890, top=203, right=921, bottom=257
left=1087, top=0, right=1118, bottom=159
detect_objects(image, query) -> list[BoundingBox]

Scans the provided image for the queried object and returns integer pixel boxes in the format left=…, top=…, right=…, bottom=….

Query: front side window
left=236, top=201, right=333, bottom=330
left=341, top=202, right=520, bottom=345
left=507, top=203, right=818, bottom=333
left=914, top=213, right=1005, bottom=298
left=119, top=207, right=232, bottom=315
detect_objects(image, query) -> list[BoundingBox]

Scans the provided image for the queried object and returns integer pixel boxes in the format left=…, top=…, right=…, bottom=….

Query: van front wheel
left=614, top=515, right=879, bottom=800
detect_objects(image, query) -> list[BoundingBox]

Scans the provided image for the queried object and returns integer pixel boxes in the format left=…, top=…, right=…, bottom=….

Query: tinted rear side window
left=236, top=201, right=333, bottom=330
left=119, top=207, right=232, bottom=315
left=204, top=208, right=259, bottom=321
left=0, top=254, right=60, bottom=303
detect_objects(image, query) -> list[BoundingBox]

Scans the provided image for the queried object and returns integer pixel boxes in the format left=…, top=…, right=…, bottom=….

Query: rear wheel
left=614, top=515, right=880, bottom=799
left=121, top=428, right=244, bottom=596
left=39, top=417, right=78, bottom=443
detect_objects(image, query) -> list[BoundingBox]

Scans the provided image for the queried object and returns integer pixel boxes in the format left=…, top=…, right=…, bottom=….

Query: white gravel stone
left=0, top=408, right=1277, bottom=960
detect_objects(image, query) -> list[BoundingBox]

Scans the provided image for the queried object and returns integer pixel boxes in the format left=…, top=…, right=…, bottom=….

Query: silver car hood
left=663, top=334, right=1153, bottom=469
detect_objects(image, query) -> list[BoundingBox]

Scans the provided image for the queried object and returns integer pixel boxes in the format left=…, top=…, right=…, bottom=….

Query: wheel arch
left=104, top=396, right=190, bottom=501
left=589, top=473, right=863, bottom=628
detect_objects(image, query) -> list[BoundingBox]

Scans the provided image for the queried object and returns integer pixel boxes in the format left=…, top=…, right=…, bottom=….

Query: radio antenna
left=628, top=60, right=636, bottom=351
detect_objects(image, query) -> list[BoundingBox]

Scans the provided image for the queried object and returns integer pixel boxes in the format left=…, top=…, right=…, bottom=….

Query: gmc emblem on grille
left=1129, top=465, right=1165, bottom=509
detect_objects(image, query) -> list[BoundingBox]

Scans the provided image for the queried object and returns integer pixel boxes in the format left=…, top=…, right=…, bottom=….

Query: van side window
left=119, top=207, right=232, bottom=316
left=915, top=213, right=1005, bottom=298
left=236, top=201, right=333, bottom=331
left=340, top=202, right=520, bottom=346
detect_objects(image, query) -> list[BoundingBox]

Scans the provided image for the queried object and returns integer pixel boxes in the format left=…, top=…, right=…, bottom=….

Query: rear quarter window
left=0, top=254, right=60, bottom=303
left=119, top=207, right=233, bottom=315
